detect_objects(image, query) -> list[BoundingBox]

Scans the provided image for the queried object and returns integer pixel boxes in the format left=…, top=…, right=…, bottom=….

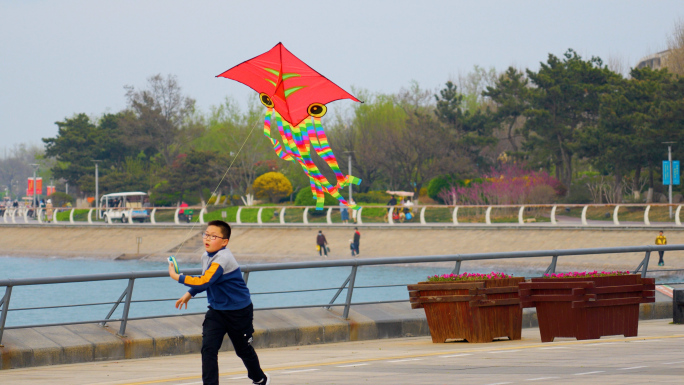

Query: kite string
left=170, top=118, right=260, bottom=256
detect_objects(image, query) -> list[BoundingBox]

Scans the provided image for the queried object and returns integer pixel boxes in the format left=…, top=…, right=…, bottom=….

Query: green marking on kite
left=265, top=79, right=277, bottom=87
left=264, top=68, right=280, bottom=76
left=282, top=73, right=300, bottom=80
left=284, top=86, right=305, bottom=98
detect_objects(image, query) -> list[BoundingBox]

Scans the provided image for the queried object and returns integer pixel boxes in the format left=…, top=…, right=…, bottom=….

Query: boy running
left=169, top=220, right=269, bottom=385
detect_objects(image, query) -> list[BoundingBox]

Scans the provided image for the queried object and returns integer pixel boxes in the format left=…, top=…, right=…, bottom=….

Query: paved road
left=2, top=320, right=682, bottom=385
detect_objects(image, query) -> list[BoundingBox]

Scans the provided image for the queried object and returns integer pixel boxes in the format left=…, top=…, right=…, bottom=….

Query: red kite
left=216, top=42, right=360, bottom=127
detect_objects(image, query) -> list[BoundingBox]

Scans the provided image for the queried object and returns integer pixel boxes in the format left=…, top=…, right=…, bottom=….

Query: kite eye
left=259, top=93, right=274, bottom=108
left=307, top=103, right=327, bottom=118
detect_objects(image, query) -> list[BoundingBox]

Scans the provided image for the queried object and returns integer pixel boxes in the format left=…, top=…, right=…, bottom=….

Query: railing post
left=613, top=205, right=620, bottom=226
left=633, top=250, right=651, bottom=278
left=53, top=208, right=58, bottom=224
left=451, top=260, right=461, bottom=275
left=150, top=208, right=156, bottom=224
left=303, top=207, right=309, bottom=224
left=0, top=286, right=13, bottom=346
left=2, top=208, right=7, bottom=224
left=581, top=205, right=588, bottom=226
left=452, top=206, right=459, bottom=225
left=243, top=271, right=249, bottom=285
left=420, top=206, right=426, bottom=225
left=22, top=208, right=28, bottom=223
left=388, top=207, right=394, bottom=225
left=174, top=208, right=180, bottom=225
left=342, top=265, right=358, bottom=320
left=676, top=205, right=682, bottom=226
left=644, top=205, right=651, bottom=226
left=257, top=207, right=263, bottom=225
left=37, top=208, right=43, bottom=224
left=279, top=207, right=286, bottom=224
left=237, top=207, right=243, bottom=224
left=200, top=207, right=206, bottom=224
left=118, top=278, right=135, bottom=336
left=518, top=205, right=525, bottom=225
left=327, top=275, right=352, bottom=310
left=326, top=207, right=332, bottom=225
left=550, top=205, right=557, bottom=225
left=69, top=208, right=75, bottom=224
left=87, top=208, right=93, bottom=224
left=101, top=287, right=129, bottom=327
left=356, top=207, right=363, bottom=225
left=543, top=255, right=558, bottom=275
left=485, top=206, right=492, bottom=225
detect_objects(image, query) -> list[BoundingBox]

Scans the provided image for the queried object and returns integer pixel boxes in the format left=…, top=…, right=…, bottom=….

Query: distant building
left=636, top=50, right=670, bottom=69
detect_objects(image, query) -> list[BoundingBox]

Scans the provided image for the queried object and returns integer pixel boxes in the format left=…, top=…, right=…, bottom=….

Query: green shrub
left=294, top=188, right=337, bottom=206
left=49, top=192, right=74, bottom=207
left=427, top=176, right=450, bottom=202
left=352, top=190, right=391, bottom=203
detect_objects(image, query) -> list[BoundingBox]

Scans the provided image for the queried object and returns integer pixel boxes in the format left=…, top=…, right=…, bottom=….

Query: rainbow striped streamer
left=262, top=108, right=361, bottom=210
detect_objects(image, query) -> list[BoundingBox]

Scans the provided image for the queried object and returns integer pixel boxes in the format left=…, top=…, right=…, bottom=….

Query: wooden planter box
left=519, top=274, right=655, bottom=343
left=408, top=277, right=524, bottom=343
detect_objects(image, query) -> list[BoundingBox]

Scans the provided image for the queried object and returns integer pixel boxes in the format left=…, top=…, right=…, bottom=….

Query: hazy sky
left=1, top=0, right=682, bottom=151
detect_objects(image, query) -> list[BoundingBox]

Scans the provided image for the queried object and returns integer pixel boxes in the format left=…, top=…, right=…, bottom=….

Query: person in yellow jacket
left=655, top=230, right=667, bottom=266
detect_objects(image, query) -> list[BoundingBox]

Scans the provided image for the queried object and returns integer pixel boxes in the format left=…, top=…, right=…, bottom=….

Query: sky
left=1, top=0, right=683, bottom=152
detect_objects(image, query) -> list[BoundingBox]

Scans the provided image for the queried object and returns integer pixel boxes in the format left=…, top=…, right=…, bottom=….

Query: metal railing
left=1, top=244, right=682, bottom=346
left=3, top=203, right=684, bottom=227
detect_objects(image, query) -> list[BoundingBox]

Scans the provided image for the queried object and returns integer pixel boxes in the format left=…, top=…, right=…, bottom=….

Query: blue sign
left=663, top=160, right=681, bottom=185
left=675, top=160, right=681, bottom=185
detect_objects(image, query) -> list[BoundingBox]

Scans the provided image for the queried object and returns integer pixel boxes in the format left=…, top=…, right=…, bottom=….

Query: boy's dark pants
left=202, top=304, right=264, bottom=385
left=658, top=250, right=665, bottom=263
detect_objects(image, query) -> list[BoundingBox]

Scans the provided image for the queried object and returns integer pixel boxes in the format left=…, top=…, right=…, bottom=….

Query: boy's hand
left=175, top=292, right=192, bottom=310
left=168, top=262, right=180, bottom=281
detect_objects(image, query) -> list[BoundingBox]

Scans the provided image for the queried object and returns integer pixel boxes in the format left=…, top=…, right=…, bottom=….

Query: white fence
left=2, top=203, right=684, bottom=227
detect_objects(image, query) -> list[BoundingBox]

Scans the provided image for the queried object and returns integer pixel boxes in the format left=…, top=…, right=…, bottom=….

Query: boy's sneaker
left=658, top=262, right=664, bottom=266
left=253, top=373, right=270, bottom=385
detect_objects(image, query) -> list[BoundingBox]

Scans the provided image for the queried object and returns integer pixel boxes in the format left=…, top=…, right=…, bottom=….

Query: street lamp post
left=29, top=163, right=38, bottom=218
left=344, top=151, right=354, bottom=202
left=93, top=160, right=101, bottom=217
left=663, top=142, right=675, bottom=219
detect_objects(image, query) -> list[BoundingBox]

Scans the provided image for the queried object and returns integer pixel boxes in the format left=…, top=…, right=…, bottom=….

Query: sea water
left=0, top=256, right=555, bottom=327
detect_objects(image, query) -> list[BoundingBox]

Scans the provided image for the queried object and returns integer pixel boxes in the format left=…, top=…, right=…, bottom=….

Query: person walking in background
left=316, top=230, right=328, bottom=257
left=384, top=195, right=397, bottom=222
left=340, top=201, right=349, bottom=224
left=655, top=230, right=667, bottom=266
left=353, top=227, right=360, bottom=256
left=349, top=198, right=358, bottom=223
left=45, top=199, right=53, bottom=223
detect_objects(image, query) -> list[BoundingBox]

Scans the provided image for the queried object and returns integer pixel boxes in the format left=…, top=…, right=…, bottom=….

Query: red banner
left=46, top=186, right=56, bottom=195
left=26, top=178, right=43, bottom=196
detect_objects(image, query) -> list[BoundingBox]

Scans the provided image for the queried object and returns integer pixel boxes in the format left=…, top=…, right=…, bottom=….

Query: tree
left=120, top=74, right=201, bottom=166
left=152, top=150, right=223, bottom=205
left=194, top=98, right=273, bottom=196
left=434, top=81, right=497, bottom=169
left=253, top=172, right=292, bottom=203
left=483, top=67, right=529, bottom=154
left=663, top=18, right=684, bottom=76
left=523, top=49, right=618, bottom=194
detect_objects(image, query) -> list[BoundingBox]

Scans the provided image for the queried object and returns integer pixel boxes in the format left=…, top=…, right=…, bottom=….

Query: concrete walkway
left=1, top=320, right=682, bottom=385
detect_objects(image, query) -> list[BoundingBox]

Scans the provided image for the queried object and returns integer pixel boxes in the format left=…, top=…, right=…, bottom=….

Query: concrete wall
left=0, top=224, right=682, bottom=272
left=0, top=302, right=673, bottom=370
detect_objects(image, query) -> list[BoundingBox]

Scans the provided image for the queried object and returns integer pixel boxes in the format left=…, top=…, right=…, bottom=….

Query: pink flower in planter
left=543, top=271, right=632, bottom=278
left=428, top=272, right=511, bottom=282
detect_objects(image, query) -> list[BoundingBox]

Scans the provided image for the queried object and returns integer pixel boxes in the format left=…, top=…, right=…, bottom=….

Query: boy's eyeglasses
left=202, top=232, right=225, bottom=241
